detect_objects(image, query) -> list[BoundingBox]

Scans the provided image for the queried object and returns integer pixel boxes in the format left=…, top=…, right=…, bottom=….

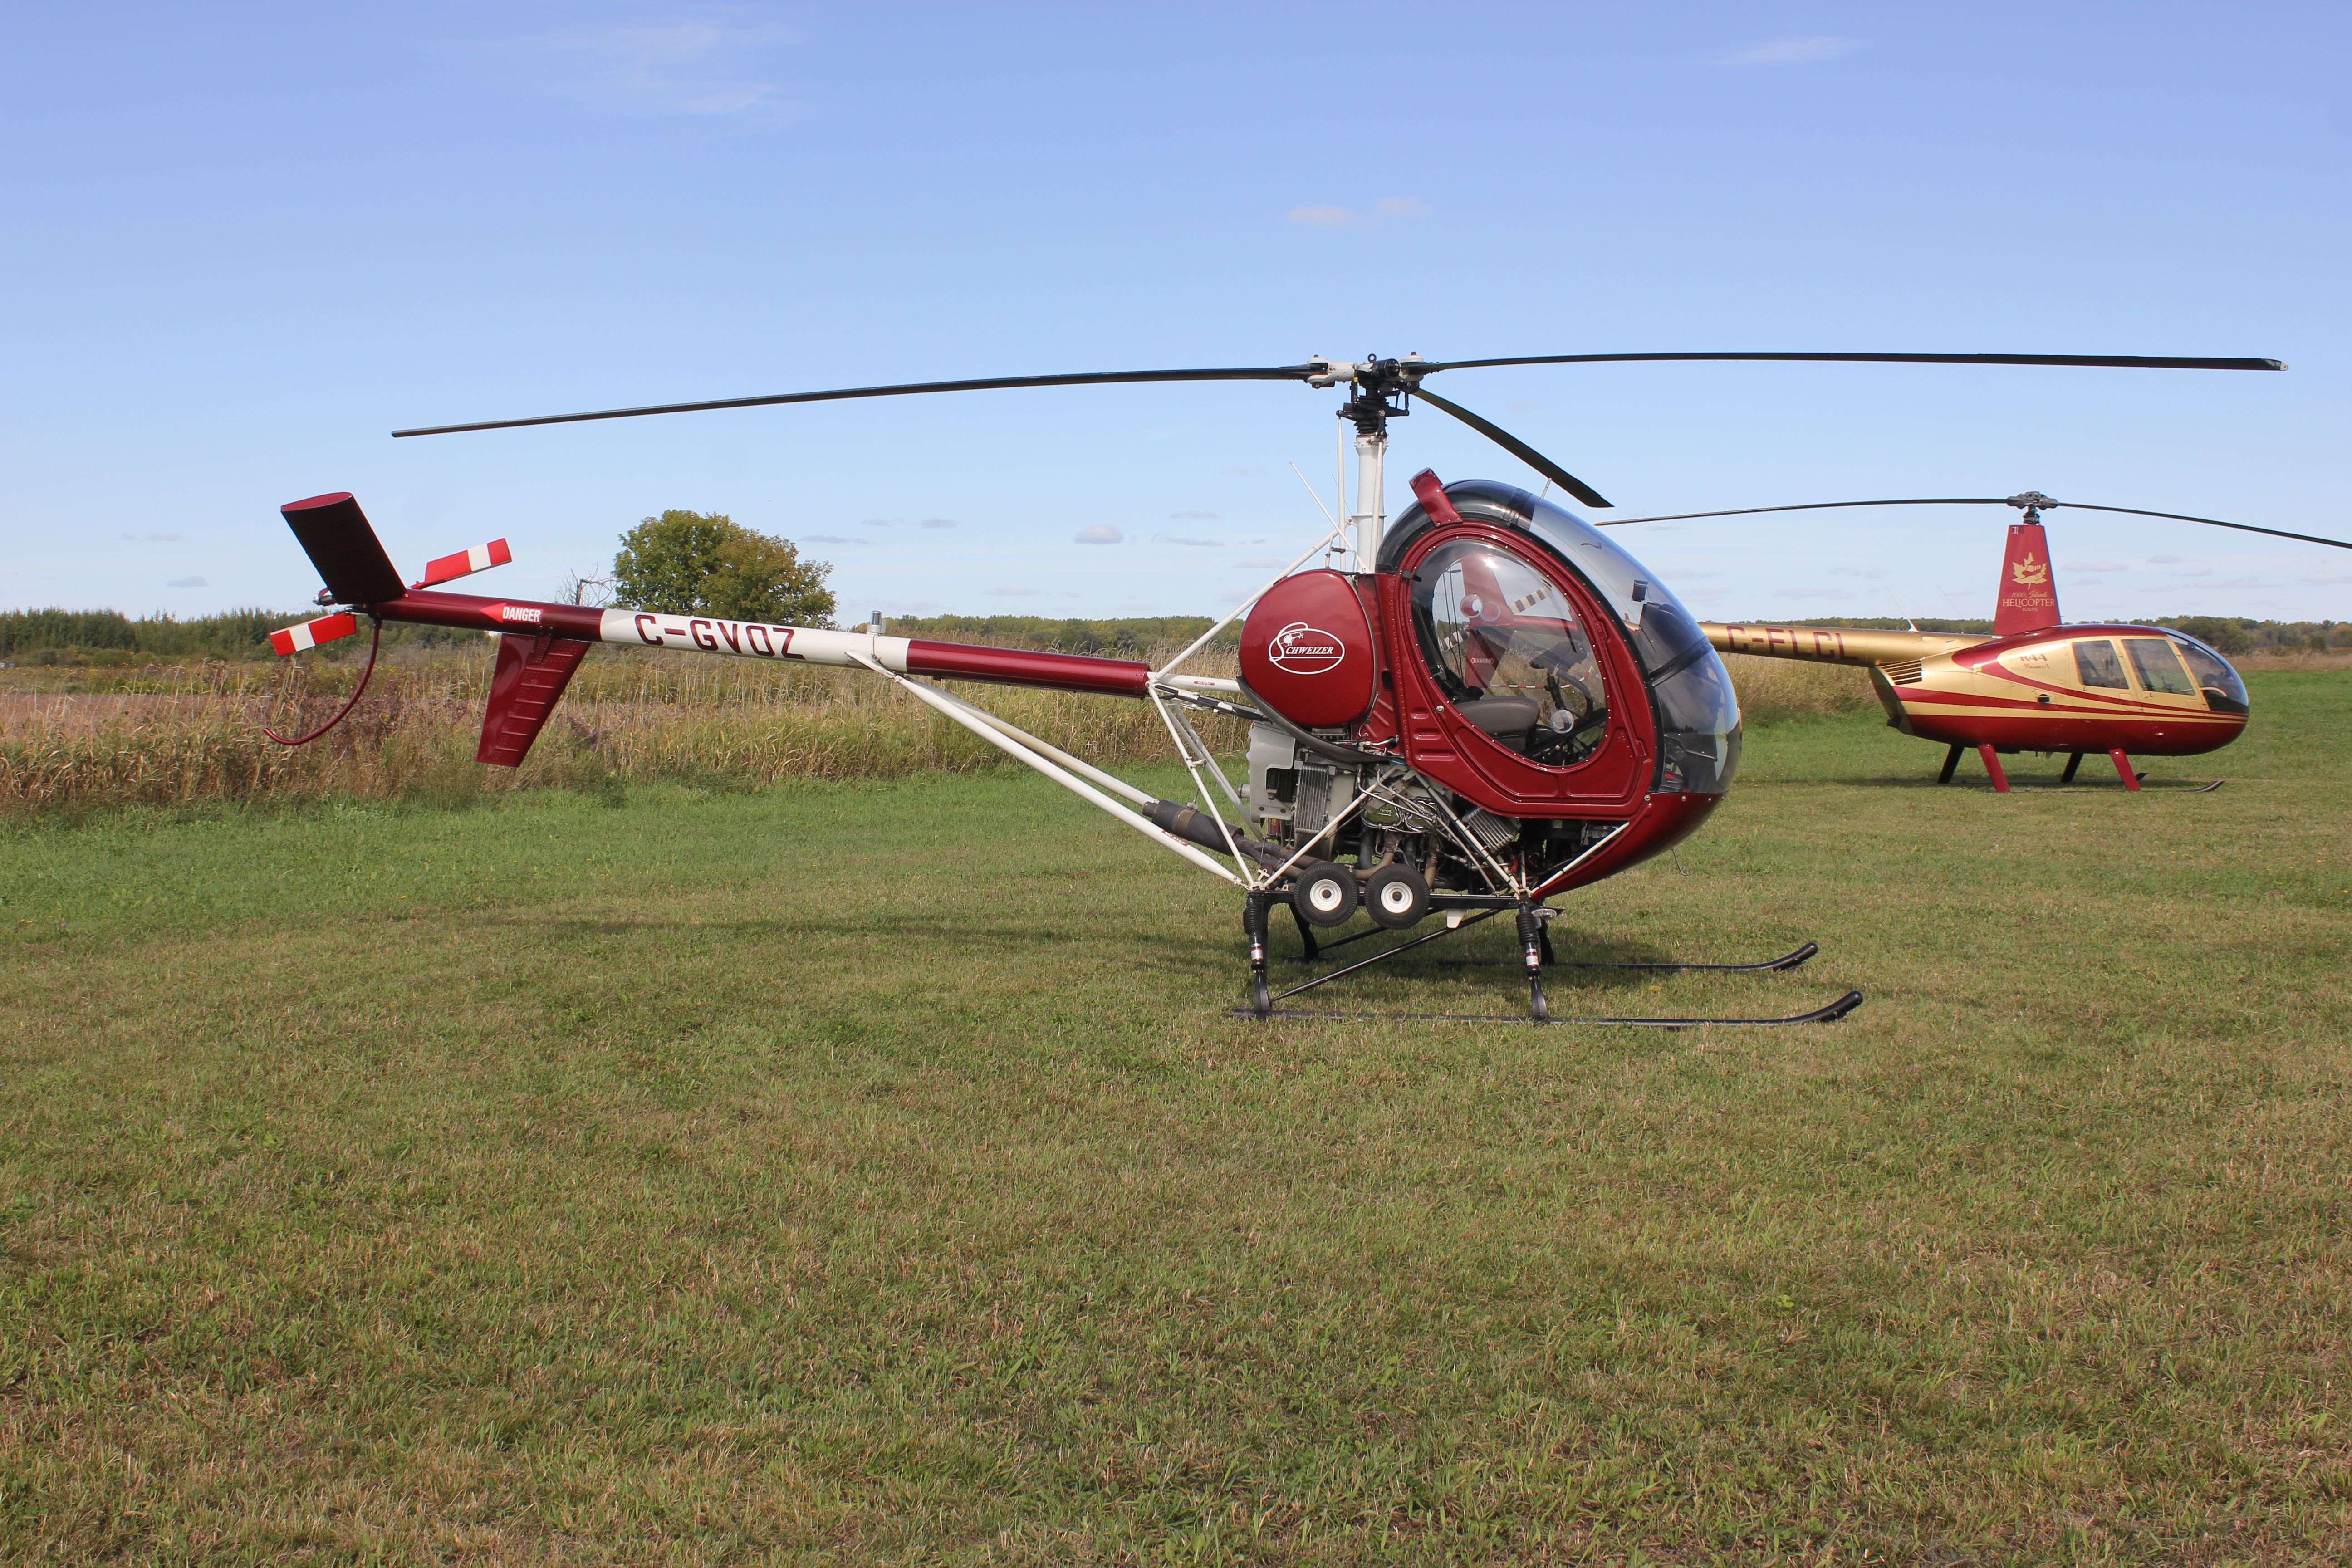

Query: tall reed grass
left=1, top=642, right=1874, bottom=818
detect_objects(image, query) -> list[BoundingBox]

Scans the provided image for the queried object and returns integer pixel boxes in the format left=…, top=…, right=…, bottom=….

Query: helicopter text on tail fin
left=281, top=493, right=407, bottom=605
left=479, top=632, right=593, bottom=767
left=1993, top=518, right=2061, bottom=636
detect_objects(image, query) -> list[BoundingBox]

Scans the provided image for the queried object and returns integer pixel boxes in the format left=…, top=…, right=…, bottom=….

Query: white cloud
left=801, top=533, right=853, bottom=544
left=2065, top=560, right=2128, bottom=573
left=472, top=7, right=802, bottom=117
left=859, top=518, right=891, bottom=528
left=1156, top=534, right=1221, bottom=547
left=1716, top=35, right=1864, bottom=67
left=918, top=518, right=957, bottom=530
left=989, top=586, right=1041, bottom=597
left=1286, top=197, right=1432, bottom=231
left=2300, top=571, right=2352, bottom=584
left=166, top=576, right=208, bottom=588
left=2146, top=554, right=2181, bottom=564
left=1170, top=510, right=1220, bottom=520
left=1074, top=525, right=1123, bottom=545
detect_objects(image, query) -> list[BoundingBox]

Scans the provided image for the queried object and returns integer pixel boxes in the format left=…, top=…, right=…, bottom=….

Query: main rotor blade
left=1410, top=387, right=1612, bottom=508
left=2053, top=501, right=2352, bottom=551
left=1419, top=352, right=2286, bottom=373
left=1599, top=495, right=2352, bottom=551
left=394, top=364, right=1320, bottom=438
left=1597, top=498, right=2009, bottom=525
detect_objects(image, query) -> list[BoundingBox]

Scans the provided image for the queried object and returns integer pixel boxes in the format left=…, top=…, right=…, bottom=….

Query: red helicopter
left=266, top=350, right=2286, bottom=1022
left=1598, top=491, right=2351, bottom=791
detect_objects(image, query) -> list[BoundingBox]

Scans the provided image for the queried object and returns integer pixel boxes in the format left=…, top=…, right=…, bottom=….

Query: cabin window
left=2072, top=639, right=2129, bottom=689
left=1410, top=541, right=1609, bottom=765
left=2172, top=636, right=2250, bottom=715
left=2124, top=637, right=2196, bottom=696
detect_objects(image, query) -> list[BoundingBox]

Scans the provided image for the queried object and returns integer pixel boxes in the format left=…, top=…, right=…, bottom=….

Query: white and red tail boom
left=279, top=491, right=1169, bottom=769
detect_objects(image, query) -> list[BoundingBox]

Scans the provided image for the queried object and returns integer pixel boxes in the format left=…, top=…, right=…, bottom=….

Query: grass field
left=4, top=671, right=2349, bottom=1563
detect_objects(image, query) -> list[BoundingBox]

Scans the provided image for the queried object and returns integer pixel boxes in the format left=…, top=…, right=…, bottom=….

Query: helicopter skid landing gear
left=1237, top=900, right=1861, bottom=1026
left=1244, top=891, right=1273, bottom=1019
left=1517, top=901, right=1550, bottom=1023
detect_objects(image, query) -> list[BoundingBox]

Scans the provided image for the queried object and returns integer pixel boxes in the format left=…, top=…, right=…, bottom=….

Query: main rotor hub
left=1310, top=352, right=1426, bottom=436
left=2003, top=490, right=2060, bottom=525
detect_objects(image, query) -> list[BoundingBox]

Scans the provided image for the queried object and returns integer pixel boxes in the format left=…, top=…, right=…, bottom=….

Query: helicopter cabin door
left=1383, top=532, right=1650, bottom=814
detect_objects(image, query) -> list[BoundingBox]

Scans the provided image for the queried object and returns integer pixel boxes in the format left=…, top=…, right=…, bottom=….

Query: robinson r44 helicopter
left=1595, top=492, right=2351, bottom=791
left=266, top=349, right=2290, bottom=1023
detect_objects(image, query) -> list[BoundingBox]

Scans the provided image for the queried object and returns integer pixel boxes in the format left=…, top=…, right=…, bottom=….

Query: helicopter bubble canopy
left=1383, top=479, right=1743, bottom=795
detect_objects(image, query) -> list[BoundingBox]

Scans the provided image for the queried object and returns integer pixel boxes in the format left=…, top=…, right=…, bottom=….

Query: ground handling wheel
left=1362, top=863, right=1430, bottom=930
left=1290, top=861, right=1359, bottom=928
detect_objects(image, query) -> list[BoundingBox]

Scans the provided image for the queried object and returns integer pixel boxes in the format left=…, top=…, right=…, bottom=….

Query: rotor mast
left=1309, top=353, right=1425, bottom=568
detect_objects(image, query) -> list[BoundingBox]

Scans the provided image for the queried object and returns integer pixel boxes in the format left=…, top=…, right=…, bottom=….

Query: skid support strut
left=1244, top=892, right=1273, bottom=1018
left=1978, top=745, right=2011, bottom=793
left=1517, top=902, right=1550, bottom=1022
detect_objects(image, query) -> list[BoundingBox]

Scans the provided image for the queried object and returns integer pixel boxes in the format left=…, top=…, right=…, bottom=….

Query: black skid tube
left=1437, top=941, right=1822, bottom=974
left=1235, top=990, right=1867, bottom=1028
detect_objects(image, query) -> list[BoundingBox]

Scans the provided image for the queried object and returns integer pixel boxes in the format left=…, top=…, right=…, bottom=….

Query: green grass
left=3, top=673, right=2349, bottom=1564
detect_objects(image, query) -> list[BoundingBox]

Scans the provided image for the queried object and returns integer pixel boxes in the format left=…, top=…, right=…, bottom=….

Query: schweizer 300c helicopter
left=1592, top=491, right=2351, bottom=791
left=265, top=349, right=2284, bottom=1023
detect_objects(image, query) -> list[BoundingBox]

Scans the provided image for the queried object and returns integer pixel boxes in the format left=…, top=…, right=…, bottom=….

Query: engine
left=1241, top=722, right=1613, bottom=896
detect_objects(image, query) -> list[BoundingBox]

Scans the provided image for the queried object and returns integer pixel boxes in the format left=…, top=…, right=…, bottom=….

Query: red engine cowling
left=1237, top=570, right=1379, bottom=729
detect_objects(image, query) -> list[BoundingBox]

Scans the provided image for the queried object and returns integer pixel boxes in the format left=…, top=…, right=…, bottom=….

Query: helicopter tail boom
left=1702, top=622, right=1985, bottom=666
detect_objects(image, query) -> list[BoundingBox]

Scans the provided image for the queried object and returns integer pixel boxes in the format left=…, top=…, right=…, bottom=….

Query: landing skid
left=1240, top=990, right=1866, bottom=1029
left=1239, top=893, right=1858, bottom=1025
left=1426, top=941, right=1821, bottom=975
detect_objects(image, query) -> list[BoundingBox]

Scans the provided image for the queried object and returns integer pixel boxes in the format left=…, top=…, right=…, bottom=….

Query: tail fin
left=282, top=493, right=407, bottom=605
left=478, top=632, right=592, bottom=767
left=1993, top=519, right=2061, bottom=636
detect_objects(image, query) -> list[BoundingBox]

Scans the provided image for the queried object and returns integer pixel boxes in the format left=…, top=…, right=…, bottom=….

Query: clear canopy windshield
left=1519, top=495, right=1742, bottom=794
left=2170, top=633, right=2250, bottom=715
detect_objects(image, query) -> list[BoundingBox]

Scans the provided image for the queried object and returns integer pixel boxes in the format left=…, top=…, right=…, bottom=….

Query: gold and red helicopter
left=1599, top=491, right=2350, bottom=791
left=263, top=349, right=2298, bottom=1023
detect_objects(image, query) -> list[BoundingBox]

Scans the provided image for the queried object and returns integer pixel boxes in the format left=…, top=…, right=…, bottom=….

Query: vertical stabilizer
left=479, top=632, right=592, bottom=766
left=1994, top=520, right=2061, bottom=636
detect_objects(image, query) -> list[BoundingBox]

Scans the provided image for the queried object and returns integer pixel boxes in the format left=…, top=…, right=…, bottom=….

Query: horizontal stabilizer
left=281, top=492, right=408, bottom=605
left=413, top=538, right=513, bottom=588
left=268, top=611, right=360, bottom=656
left=479, top=632, right=593, bottom=767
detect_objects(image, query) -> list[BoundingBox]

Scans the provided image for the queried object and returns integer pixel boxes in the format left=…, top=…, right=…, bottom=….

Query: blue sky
left=5, top=2, right=2347, bottom=624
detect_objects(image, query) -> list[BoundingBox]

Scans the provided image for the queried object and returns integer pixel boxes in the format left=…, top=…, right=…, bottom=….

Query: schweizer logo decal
left=1267, top=621, right=1345, bottom=674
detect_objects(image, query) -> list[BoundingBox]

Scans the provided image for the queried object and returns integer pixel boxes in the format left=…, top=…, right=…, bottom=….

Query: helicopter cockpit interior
left=1410, top=542, right=1610, bottom=764
left=1385, top=479, right=1745, bottom=796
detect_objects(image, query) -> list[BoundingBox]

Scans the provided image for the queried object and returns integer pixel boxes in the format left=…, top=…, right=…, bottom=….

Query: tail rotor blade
left=1410, top=387, right=1612, bottom=509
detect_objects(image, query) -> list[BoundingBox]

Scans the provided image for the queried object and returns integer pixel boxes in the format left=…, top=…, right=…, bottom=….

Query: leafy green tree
left=611, top=510, right=836, bottom=627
